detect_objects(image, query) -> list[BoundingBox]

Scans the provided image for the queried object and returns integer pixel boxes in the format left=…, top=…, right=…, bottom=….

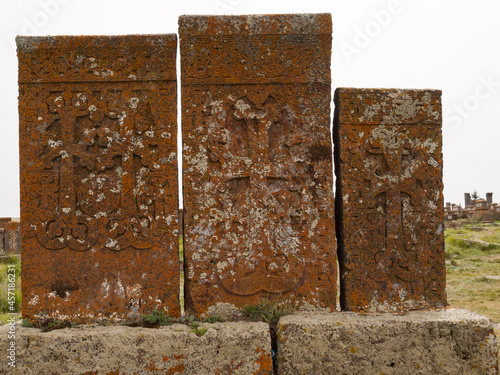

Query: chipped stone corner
left=204, top=302, right=243, bottom=321
left=15, top=36, right=40, bottom=54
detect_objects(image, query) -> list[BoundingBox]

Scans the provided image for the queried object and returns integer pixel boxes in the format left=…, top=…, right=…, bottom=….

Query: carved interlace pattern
left=23, top=90, right=176, bottom=251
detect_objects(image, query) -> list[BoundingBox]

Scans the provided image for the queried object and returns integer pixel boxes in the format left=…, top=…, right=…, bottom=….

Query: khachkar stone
left=17, top=35, right=180, bottom=322
left=334, top=88, right=447, bottom=312
left=180, top=14, right=336, bottom=316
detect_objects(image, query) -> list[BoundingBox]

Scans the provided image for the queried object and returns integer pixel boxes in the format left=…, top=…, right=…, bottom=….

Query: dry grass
left=445, top=221, right=500, bottom=321
left=0, top=255, right=21, bottom=324
left=445, top=220, right=500, bottom=354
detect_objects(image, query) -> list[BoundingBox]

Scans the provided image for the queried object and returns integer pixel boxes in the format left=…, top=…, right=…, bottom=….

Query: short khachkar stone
left=17, top=35, right=180, bottom=322
left=334, top=88, right=447, bottom=312
left=180, top=14, right=337, bottom=316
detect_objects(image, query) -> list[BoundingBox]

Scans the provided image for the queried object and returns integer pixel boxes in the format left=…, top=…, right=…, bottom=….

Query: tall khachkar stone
left=334, top=88, right=447, bottom=312
left=17, top=35, right=180, bottom=322
left=180, top=14, right=336, bottom=316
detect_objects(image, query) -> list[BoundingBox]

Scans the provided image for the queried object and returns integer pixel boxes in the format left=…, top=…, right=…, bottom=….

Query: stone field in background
left=0, top=218, right=20, bottom=255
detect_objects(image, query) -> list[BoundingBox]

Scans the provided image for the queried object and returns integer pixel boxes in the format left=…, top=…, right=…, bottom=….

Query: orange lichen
left=180, top=13, right=336, bottom=317
left=334, top=88, right=447, bottom=313
left=17, top=35, right=180, bottom=323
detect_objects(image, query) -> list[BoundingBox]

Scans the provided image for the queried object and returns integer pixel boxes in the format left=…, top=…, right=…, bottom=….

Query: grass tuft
left=241, top=300, right=294, bottom=324
left=142, top=309, right=174, bottom=327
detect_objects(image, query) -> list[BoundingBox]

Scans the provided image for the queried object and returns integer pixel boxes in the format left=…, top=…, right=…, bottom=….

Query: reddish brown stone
left=17, top=35, right=180, bottom=322
left=334, top=88, right=447, bottom=312
left=3, top=221, right=20, bottom=255
left=180, top=14, right=336, bottom=316
left=0, top=218, right=12, bottom=229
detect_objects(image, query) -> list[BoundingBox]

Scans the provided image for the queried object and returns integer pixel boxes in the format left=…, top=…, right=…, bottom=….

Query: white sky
left=0, top=0, right=499, bottom=216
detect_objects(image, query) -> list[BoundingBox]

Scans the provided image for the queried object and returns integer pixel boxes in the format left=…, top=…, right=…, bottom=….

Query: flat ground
left=444, top=220, right=500, bottom=351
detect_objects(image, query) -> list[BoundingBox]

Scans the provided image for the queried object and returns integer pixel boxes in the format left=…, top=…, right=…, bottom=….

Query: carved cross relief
left=34, top=90, right=170, bottom=251
left=363, top=126, right=427, bottom=283
left=204, top=91, right=310, bottom=296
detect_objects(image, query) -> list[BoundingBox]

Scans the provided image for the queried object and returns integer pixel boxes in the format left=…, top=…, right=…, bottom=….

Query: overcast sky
left=0, top=0, right=498, bottom=217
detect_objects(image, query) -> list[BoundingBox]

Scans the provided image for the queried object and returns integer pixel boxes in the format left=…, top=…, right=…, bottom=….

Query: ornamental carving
left=18, top=35, right=180, bottom=322
left=334, top=88, right=447, bottom=313
left=181, top=14, right=336, bottom=316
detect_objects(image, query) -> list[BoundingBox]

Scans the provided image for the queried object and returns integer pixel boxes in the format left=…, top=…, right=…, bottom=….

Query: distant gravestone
left=0, top=218, right=13, bottom=255
left=465, top=193, right=471, bottom=207
left=486, top=192, right=493, bottom=205
left=476, top=200, right=488, bottom=210
left=17, top=35, right=180, bottom=322
left=180, top=14, right=337, bottom=315
left=334, top=88, right=447, bottom=312
left=0, top=229, right=4, bottom=255
left=3, top=221, right=20, bottom=255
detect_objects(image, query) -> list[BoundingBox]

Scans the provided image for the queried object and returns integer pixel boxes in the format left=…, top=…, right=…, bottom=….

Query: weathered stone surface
left=487, top=193, right=493, bottom=205
left=465, top=192, right=472, bottom=207
left=180, top=14, right=337, bottom=316
left=3, top=221, right=20, bottom=255
left=17, top=35, right=180, bottom=322
left=277, top=308, right=499, bottom=375
left=0, top=229, right=4, bottom=255
left=334, top=88, right=446, bottom=312
left=0, top=218, right=12, bottom=229
left=0, top=321, right=272, bottom=374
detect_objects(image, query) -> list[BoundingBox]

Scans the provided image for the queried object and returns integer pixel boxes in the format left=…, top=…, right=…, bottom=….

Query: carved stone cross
left=215, top=93, right=307, bottom=296
left=364, top=126, right=425, bottom=283
left=334, top=87, right=446, bottom=312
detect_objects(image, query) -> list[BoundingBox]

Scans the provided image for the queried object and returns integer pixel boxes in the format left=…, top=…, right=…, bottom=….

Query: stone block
left=17, top=35, right=180, bottom=322
left=334, top=88, right=447, bottom=312
left=277, top=309, right=499, bottom=375
left=180, top=14, right=337, bottom=316
left=0, top=321, right=272, bottom=374
left=3, top=221, right=20, bottom=255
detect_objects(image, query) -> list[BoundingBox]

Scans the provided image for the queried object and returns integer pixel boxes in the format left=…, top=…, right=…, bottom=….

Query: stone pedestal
left=0, top=309, right=496, bottom=374
left=0, top=322, right=272, bottom=374
left=277, top=308, right=498, bottom=375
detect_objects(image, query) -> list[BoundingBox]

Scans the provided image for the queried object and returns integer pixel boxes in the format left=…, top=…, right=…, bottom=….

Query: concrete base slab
left=277, top=308, right=498, bottom=375
left=0, top=322, right=272, bottom=374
